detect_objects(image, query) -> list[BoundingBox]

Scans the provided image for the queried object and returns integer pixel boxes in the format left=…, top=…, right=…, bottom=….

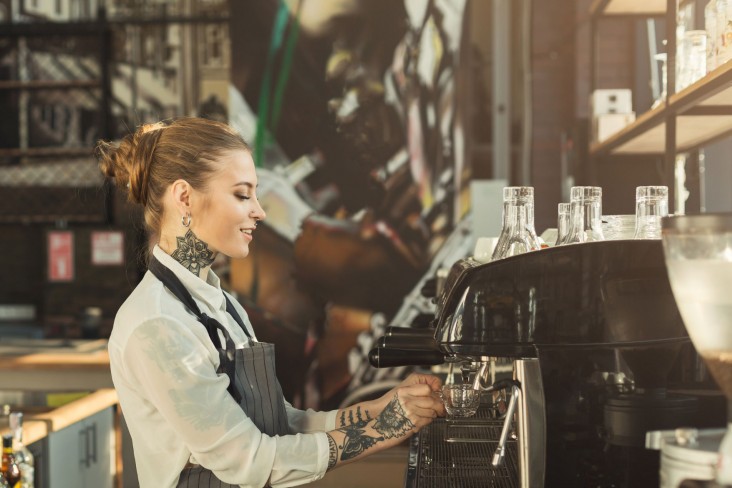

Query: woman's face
left=190, top=150, right=266, bottom=259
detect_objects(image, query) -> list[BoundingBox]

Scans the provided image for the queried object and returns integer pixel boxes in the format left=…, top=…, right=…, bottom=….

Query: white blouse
left=109, top=245, right=336, bottom=487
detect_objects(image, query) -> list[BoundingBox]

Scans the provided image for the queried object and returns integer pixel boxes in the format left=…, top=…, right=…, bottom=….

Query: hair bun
left=96, top=122, right=166, bottom=205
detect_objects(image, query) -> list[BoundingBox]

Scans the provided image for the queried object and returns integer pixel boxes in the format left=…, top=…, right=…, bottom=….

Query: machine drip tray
left=405, top=406, right=519, bottom=487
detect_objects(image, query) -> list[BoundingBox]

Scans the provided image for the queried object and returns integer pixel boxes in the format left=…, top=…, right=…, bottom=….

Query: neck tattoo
left=171, top=229, right=215, bottom=276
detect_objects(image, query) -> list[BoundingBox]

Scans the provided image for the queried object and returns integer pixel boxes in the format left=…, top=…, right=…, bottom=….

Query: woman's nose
left=254, top=199, right=266, bottom=221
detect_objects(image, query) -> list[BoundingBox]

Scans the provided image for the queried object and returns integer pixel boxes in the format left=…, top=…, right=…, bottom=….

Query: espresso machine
left=369, top=239, right=726, bottom=487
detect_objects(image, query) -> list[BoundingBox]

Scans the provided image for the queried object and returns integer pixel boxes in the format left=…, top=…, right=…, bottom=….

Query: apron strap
left=148, top=256, right=245, bottom=402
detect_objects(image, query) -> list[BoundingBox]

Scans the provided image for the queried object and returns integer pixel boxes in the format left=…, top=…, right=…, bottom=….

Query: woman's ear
left=170, top=179, right=192, bottom=216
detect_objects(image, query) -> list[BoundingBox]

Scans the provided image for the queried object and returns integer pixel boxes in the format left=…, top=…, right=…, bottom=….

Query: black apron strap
left=224, top=295, right=252, bottom=338
left=148, top=256, right=244, bottom=402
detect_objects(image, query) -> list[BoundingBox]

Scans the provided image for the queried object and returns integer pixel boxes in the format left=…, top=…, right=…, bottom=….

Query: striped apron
left=148, top=257, right=291, bottom=488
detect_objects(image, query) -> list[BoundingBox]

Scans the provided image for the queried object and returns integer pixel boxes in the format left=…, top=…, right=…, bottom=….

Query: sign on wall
left=48, top=230, right=74, bottom=282
left=91, top=231, right=125, bottom=266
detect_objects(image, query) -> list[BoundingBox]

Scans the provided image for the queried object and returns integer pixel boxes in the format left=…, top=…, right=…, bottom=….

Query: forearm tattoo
left=326, top=433, right=337, bottom=470
left=330, top=398, right=413, bottom=463
left=171, top=230, right=215, bottom=276
left=373, top=394, right=414, bottom=440
left=339, top=406, right=371, bottom=427
left=335, top=416, right=383, bottom=461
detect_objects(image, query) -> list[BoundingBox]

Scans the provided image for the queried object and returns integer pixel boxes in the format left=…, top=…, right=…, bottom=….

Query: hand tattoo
left=373, top=394, right=414, bottom=440
left=171, top=229, right=215, bottom=276
left=326, top=433, right=337, bottom=470
left=336, top=417, right=383, bottom=461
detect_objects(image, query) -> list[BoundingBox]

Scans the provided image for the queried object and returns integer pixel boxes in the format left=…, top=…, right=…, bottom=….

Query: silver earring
left=181, top=213, right=192, bottom=227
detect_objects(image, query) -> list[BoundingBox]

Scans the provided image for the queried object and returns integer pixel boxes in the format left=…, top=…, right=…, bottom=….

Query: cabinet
left=46, top=407, right=115, bottom=488
left=588, top=0, right=732, bottom=212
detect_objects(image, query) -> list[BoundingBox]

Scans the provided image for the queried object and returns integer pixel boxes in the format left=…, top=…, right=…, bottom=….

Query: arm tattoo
left=336, top=417, right=383, bottom=461
left=339, top=406, right=371, bottom=427
left=373, top=394, right=414, bottom=440
left=326, top=433, right=337, bottom=470
left=171, top=229, right=215, bottom=276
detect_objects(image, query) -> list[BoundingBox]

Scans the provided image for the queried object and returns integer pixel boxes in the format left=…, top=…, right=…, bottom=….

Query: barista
left=97, top=117, right=445, bottom=487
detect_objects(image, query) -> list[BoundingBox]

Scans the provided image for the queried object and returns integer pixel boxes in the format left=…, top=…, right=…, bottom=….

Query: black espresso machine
left=369, top=240, right=726, bottom=487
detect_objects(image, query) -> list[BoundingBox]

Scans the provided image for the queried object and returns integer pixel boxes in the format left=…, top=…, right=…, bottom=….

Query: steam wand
left=492, top=383, right=521, bottom=467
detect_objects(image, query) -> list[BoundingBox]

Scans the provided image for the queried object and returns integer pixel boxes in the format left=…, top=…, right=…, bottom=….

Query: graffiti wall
left=228, top=0, right=470, bottom=409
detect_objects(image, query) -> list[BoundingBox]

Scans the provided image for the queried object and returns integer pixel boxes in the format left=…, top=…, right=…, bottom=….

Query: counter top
left=2, top=389, right=118, bottom=445
left=0, top=339, right=112, bottom=390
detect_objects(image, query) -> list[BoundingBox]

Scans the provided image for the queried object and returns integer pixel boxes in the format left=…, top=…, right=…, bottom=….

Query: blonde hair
left=96, top=117, right=250, bottom=240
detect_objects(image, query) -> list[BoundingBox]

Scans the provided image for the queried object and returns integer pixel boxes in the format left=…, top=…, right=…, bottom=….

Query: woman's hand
left=378, top=382, right=445, bottom=436
left=379, top=372, right=445, bottom=421
left=326, top=373, right=445, bottom=471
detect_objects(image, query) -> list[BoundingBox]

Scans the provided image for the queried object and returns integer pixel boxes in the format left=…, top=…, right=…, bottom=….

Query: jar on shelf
left=684, top=30, right=708, bottom=87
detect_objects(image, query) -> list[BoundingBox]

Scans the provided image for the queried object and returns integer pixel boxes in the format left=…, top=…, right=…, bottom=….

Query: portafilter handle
left=383, top=326, right=436, bottom=338
left=368, top=346, right=445, bottom=368
left=492, top=384, right=521, bottom=467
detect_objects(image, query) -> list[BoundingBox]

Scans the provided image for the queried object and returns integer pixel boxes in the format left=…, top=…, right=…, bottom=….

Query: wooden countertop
left=0, top=339, right=113, bottom=390
left=0, top=339, right=109, bottom=370
left=2, top=389, right=119, bottom=445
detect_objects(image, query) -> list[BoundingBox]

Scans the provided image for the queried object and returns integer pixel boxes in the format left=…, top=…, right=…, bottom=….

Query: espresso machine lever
left=492, top=383, right=521, bottom=467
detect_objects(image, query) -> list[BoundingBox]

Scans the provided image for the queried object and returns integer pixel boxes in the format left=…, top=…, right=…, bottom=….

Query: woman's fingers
left=401, top=373, right=443, bottom=392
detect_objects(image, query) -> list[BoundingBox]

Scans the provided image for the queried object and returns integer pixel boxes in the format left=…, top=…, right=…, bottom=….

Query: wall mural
left=228, top=0, right=469, bottom=410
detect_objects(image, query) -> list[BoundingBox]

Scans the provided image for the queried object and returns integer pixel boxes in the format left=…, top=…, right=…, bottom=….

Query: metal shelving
left=586, top=0, right=732, bottom=213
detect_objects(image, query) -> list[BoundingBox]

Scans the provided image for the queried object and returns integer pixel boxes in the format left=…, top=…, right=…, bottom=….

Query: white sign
left=91, top=231, right=124, bottom=265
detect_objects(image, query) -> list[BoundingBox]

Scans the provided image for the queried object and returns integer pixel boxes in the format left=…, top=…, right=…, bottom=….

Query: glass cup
left=556, top=202, right=571, bottom=245
left=440, top=384, right=480, bottom=418
left=633, top=186, right=669, bottom=239
left=557, top=186, right=605, bottom=245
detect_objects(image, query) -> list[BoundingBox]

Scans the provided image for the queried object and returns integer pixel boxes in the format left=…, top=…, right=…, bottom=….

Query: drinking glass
left=441, top=384, right=480, bottom=418
left=633, top=186, right=669, bottom=239
left=557, top=186, right=605, bottom=245
left=556, top=203, right=571, bottom=245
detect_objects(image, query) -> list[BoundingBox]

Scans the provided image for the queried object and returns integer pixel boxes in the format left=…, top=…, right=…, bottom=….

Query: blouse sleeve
left=122, top=316, right=330, bottom=487
left=285, top=402, right=338, bottom=433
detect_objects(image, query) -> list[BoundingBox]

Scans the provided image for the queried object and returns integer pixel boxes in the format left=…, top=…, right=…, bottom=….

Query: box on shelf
left=590, top=89, right=633, bottom=116
left=592, top=112, right=636, bottom=143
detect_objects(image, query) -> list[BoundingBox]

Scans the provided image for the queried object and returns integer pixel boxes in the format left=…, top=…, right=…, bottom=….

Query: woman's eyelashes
left=235, top=193, right=251, bottom=201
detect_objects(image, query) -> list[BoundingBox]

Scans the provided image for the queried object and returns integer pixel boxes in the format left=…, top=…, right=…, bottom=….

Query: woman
left=97, top=117, right=444, bottom=487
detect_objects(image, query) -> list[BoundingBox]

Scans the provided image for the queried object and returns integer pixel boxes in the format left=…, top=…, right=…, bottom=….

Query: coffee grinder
left=661, top=213, right=732, bottom=486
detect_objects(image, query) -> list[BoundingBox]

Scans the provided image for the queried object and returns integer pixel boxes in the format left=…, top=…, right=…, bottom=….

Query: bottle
left=0, top=435, right=20, bottom=488
left=8, top=413, right=33, bottom=488
left=491, top=186, right=541, bottom=260
left=556, top=186, right=605, bottom=245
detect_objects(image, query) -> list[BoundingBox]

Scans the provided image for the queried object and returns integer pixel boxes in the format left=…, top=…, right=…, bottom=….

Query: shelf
left=590, top=0, right=666, bottom=17
left=590, top=61, right=732, bottom=156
